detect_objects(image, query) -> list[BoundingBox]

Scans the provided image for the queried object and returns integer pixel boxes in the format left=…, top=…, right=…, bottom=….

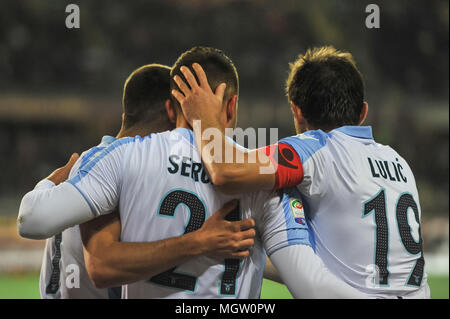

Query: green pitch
left=0, top=274, right=447, bottom=299
left=260, top=276, right=449, bottom=299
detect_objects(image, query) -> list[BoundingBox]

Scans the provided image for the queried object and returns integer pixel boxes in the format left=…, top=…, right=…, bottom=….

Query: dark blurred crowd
left=0, top=0, right=448, bottom=217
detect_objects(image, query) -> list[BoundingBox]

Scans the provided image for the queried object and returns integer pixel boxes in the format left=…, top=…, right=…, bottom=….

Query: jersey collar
left=101, top=135, right=116, bottom=145
left=333, top=126, right=374, bottom=139
left=173, top=128, right=195, bottom=145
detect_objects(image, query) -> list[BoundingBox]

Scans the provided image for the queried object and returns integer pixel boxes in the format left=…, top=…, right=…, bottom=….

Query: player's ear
left=226, top=94, right=238, bottom=127
left=165, top=99, right=177, bottom=124
left=358, top=102, right=369, bottom=125
left=291, top=102, right=305, bottom=123
left=291, top=102, right=309, bottom=133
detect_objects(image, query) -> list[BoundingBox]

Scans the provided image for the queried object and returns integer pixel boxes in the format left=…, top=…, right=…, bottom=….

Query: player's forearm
left=195, top=120, right=275, bottom=194
left=270, top=245, right=367, bottom=299
left=207, top=158, right=272, bottom=195
left=84, top=231, right=205, bottom=288
left=18, top=180, right=93, bottom=239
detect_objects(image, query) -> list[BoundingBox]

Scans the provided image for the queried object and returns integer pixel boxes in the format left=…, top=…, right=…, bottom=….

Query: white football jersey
left=67, top=128, right=312, bottom=299
left=40, top=136, right=117, bottom=299
left=280, top=126, right=429, bottom=298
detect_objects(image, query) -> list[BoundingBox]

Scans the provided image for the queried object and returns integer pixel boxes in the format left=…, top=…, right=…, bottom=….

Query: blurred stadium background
left=0, top=0, right=448, bottom=299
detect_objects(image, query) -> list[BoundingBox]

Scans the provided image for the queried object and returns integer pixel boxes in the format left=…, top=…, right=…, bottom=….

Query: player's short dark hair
left=171, top=47, right=239, bottom=109
left=286, top=46, right=365, bottom=130
left=122, top=64, right=171, bottom=129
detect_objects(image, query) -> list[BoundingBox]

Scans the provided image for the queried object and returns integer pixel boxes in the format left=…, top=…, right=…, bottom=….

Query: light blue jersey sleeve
left=68, top=136, right=117, bottom=180
left=67, top=137, right=132, bottom=217
left=278, top=130, right=329, bottom=165
left=256, top=187, right=314, bottom=257
left=279, top=130, right=330, bottom=197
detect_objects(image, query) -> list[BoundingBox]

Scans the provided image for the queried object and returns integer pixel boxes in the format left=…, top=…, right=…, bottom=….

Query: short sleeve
left=255, top=188, right=314, bottom=257
left=66, top=138, right=132, bottom=217
left=279, top=130, right=329, bottom=197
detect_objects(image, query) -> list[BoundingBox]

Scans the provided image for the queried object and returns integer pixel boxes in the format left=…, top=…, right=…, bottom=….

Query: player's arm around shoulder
left=17, top=153, right=94, bottom=239
left=171, top=63, right=305, bottom=194
left=208, top=147, right=277, bottom=195
left=19, top=137, right=131, bottom=240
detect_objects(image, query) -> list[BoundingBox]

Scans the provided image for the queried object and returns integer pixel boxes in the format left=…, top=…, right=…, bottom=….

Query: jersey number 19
left=363, top=189, right=424, bottom=287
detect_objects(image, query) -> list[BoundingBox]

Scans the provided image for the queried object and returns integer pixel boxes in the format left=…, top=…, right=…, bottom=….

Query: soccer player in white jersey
left=38, top=64, right=257, bottom=298
left=171, top=46, right=430, bottom=299
left=18, top=47, right=364, bottom=299
left=40, top=137, right=115, bottom=299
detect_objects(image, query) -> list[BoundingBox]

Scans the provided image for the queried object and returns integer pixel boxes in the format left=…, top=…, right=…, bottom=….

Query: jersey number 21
left=148, top=189, right=240, bottom=296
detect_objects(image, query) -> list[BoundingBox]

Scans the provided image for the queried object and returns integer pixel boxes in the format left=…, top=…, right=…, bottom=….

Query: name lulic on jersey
left=367, top=157, right=407, bottom=183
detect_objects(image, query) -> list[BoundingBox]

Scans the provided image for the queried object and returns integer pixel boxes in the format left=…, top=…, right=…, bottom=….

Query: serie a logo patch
left=290, top=198, right=305, bottom=225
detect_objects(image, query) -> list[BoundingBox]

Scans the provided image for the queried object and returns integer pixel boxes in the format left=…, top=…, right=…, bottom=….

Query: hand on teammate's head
left=172, top=63, right=227, bottom=127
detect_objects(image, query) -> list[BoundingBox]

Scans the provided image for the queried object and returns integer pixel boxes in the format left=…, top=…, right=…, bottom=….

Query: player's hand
left=196, top=200, right=256, bottom=259
left=46, top=153, right=79, bottom=185
left=171, top=63, right=227, bottom=127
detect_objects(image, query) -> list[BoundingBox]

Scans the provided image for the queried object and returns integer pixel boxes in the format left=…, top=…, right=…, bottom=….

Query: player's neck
left=176, top=116, right=192, bottom=130
left=116, top=126, right=154, bottom=139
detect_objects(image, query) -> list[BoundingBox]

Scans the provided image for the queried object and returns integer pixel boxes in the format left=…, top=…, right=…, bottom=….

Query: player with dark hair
left=168, top=47, right=239, bottom=129
left=121, top=64, right=174, bottom=133
left=285, top=47, right=365, bottom=131
left=171, top=46, right=430, bottom=299
left=37, top=63, right=256, bottom=298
